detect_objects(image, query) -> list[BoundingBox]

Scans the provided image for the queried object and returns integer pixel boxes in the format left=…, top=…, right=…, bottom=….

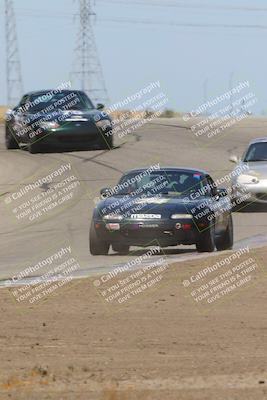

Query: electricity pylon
left=71, top=0, right=109, bottom=106
left=5, top=0, right=23, bottom=105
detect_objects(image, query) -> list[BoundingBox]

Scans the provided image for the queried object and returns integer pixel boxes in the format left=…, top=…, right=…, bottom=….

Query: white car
left=230, top=137, right=267, bottom=205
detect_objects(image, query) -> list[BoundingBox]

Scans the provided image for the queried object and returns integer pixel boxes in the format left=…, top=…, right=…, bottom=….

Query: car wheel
left=99, top=132, right=113, bottom=150
left=112, top=244, right=130, bottom=255
left=5, top=125, right=19, bottom=150
left=196, top=224, right=215, bottom=253
left=89, top=222, right=110, bottom=255
left=216, top=215, right=233, bottom=251
left=231, top=200, right=238, bottom=212
left=28, top=142, right=41, bottom=154
left=231, top=196, right=242, bottom=211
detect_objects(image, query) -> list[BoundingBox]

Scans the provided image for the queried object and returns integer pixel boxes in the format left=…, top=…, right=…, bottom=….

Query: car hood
left=27, top=109, right=108, bottom=123
left=97, top=195, right=211, bottom=218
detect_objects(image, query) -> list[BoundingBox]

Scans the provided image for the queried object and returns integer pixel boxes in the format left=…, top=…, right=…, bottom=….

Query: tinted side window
left=203, top=175, right=217, bottom=196
left=18, top=95, right=29, bottom=106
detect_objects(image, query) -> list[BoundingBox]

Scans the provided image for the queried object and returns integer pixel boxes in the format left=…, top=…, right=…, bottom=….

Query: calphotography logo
left=182, top=247, right=264, bottom=311
left=183, top=81, right=258, bottom=148
left=6, top=244, right=82, bottom=307
left=3, top=160, right=86, bottom=228
left=92, top=243, right=171, bottom=311
left=93, top=81, right=169, bottom=143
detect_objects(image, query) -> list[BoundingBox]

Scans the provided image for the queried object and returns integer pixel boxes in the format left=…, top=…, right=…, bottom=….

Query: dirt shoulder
left=0, top=246, right=267, bottom=400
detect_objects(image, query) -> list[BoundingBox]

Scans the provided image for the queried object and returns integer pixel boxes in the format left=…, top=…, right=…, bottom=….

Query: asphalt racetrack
left=1, top=117, right=267, bottom=283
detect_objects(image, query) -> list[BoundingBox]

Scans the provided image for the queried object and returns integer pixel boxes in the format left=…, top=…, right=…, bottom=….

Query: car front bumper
left=28, top=122, right=112, bottom=147
left=232, top=182, right=267, bottom=205
left=93, top=218, right=205, bottom=247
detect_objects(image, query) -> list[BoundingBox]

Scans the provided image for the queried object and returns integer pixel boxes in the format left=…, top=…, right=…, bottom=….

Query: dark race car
left=90, top=167, right=233, bottom=255
left=5, top=89, right=113, bottom=153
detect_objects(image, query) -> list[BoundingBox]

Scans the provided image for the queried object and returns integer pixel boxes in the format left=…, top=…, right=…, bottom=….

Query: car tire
left=112, top=244, right=130, bottom=255
left=231, top=201, right=238, bottom=212
left=89, top=222, right=110, bottom=255
left=231, top=196, right=242, bottom=211
left=216, top=215, right=233, bottom=251
left=196, top=224, right=215, bottom=253
left=99, top=132, right=113, bottom=150
left=5, top=125, right=19, bottom=150
left=28, top=142, right=41, bottom=154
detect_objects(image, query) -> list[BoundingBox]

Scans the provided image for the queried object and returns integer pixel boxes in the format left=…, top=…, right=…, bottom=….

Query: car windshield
left=243, top=142, right=267, bottom=162
left=27, top=91, right=94, bottom=112
left=115, top=171, right=208, bottom=196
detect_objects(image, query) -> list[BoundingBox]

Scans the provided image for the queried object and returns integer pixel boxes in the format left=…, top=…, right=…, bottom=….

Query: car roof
left=249, top=137, right=267, bottom=144
left=24, top=90, right=83, bottom=97
left=124, top=167, right=209, bottom=175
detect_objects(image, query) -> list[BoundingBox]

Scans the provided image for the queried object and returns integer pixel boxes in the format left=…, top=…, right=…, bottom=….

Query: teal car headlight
left=237, top=174, right=259, bottom=185
left=40, top=121, right=60, bottom=130
left=96, top=119, right=112, bottom=130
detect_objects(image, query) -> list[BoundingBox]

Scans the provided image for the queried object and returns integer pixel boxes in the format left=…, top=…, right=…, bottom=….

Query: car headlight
left=171, top=214, right=192, bottom=219
left=237, top=174, right=259, bottom=185
left=103, top=214, right=123, bottom=221
left=96, top=119, right=112, bottom=130
left=40, top=121, right=60, bottom=130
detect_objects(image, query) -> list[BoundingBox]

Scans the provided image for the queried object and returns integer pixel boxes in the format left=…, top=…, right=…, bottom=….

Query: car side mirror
left=217, top=188, right=228, bottom=197
left=211, top=188, right=219, bottom=198
left=229, top=155, right=239, bottom=164
left=5, top=108, right=14, bottom=121
left=100, top=187, right=112, bottom=198
left=213, top=188, right=228, bottom=201
left=97, top=103, right=105, bottom=110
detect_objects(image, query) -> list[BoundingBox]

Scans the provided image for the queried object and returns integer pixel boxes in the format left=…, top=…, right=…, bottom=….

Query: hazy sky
left=1, top=0, right=267, bottom=114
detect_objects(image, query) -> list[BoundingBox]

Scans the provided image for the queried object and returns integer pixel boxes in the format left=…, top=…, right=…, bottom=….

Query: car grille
left=58, top=133, right=98, bottom=143
left=122, top=228, right=174, bottom=240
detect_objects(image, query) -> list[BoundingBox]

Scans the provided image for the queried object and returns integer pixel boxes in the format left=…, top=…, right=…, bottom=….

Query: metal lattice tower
left=5, top=0, right=23, bottom=106
left=71, top=0, right=109, bottom=105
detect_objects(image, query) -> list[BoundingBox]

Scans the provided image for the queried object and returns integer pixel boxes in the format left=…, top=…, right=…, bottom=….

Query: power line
left=4, top=10, right=267, bottom=31
left=100, top=17, right=267, bottom=30
left=3, top=8, right=267, bottom=31
left=97, top=0, right=267, bottom=13
left=3, top=7, right=267, bottom=32
left=14, top=8, right=76, bottom=20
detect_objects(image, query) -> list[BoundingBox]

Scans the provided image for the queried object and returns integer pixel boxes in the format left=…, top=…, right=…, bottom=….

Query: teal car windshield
left=115, top=171, right=208, bottom=197
left=243, top=142, right=267, bottom=162
left=28, top=91, right=94, bottom=112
